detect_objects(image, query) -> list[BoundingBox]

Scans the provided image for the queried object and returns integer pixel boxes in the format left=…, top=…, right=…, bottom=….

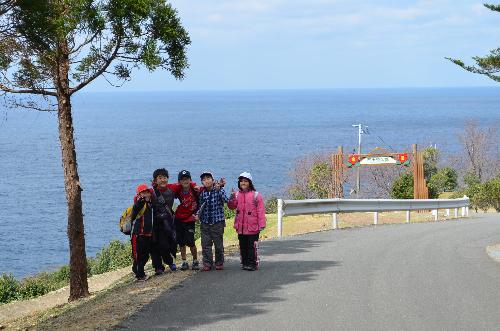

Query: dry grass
left=258, top=209, right=464, bottom=239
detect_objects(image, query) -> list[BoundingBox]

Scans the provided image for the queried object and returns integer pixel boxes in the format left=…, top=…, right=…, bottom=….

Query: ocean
left=0, top=87, right=499, bottom=278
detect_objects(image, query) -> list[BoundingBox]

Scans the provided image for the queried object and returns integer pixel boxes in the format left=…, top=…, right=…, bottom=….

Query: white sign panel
left=360, top=156, right=397, bottom=165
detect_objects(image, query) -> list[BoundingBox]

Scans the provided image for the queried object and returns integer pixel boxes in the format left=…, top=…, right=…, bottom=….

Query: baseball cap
left=136, top=183, right=150, bottom=194
left=200, top=171, right=213, bottom=179
left=178, top=170, right=191, bottom=181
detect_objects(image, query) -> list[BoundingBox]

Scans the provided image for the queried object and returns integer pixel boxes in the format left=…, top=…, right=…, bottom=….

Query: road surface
left=117, top=214, right=500, bottom=330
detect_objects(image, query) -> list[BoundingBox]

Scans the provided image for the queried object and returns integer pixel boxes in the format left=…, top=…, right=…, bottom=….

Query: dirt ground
left=3, top=245, right=239, bottom=331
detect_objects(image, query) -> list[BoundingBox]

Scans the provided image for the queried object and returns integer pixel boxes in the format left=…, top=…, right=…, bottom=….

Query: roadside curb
left=486, top=244, right=500, bottom=263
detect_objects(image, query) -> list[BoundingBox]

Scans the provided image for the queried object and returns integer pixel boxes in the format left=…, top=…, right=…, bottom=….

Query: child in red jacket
left=175, top=170, right=200, bottom=270
left=228, top=172, right=266, bottom=271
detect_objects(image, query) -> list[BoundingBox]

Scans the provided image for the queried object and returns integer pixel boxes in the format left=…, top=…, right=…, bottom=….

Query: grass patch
left=0, top=240, right=133, bottom=305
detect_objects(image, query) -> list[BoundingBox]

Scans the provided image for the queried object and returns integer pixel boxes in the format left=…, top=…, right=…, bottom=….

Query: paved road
left=117, top=214, right=500, bottom=331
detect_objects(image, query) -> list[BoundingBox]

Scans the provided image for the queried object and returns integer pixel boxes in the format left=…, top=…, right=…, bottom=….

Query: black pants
left=131, top=234, right=153, bottom=278
left=238, top=233, right=260, bottom=269
left=151, top=229, right=176, bottom=271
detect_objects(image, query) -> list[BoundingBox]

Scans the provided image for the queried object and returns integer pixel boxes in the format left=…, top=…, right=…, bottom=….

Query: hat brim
left=238, top=176, right=252, bottom=181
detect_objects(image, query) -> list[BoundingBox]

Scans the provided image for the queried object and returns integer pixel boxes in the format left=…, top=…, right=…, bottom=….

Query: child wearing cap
left=130, top=184, right=155, bottom=281
left=197, top=171, right=229, bottom=271
left=175, top=170, right=200, bottom=270
left=228, top=172, right=266, bottom=271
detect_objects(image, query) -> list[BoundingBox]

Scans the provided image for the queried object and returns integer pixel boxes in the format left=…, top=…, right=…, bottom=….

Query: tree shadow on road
left=116, top=239, right=340, bottom=330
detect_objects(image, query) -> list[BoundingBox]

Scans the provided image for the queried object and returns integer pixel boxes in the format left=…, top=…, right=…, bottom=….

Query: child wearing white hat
left=228, top=172, right=266, bottom=271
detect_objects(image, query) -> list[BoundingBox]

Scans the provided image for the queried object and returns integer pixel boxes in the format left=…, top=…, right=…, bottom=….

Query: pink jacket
left=228, top=190, right=266, bottom=235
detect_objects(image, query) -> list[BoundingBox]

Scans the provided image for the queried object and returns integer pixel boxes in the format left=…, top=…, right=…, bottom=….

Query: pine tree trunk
left=56, top=40, right=89, bottom=301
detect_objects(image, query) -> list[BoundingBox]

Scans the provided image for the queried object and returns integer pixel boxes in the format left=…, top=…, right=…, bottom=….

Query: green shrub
left=391, top=172, right=414, bottom=199
left=0, top=273, right=19, bottom=304
left=422, top=147, right=439, bottom=181
left=0, top=240, right=136, bottom=305
left=472, top=175, right=500, bottom=212
left=307, top=161, right=332, bottom=199
left=48, top=265, right=70, bottom=287
left=89, top=240, right=132, bottom=275
left=17, top=275, right=51, bottom=300
left=429, top=167, right=458, bottom=194
left=265, top=196, right=278, bottom=213
left=287, top=154, right=332, bottom=199
left=288, top=187, right=306, bottom=200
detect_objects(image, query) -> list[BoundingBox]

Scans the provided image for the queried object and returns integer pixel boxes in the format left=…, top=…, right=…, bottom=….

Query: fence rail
left=276, top=197, right=470, bottom=237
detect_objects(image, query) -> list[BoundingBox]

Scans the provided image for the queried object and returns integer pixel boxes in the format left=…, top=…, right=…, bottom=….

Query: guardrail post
left=432, top=209, right=438, bottom=221
left=373, top=211, right=378, bottom=225
left=466, top=206, right=469, bottom=217
left=277, top=199, right=283, bottom=238
left=406, top=210, right=410, bottom=223
left=454, top=208, right=458, bottom=218
left=332, top=213, right=338, bottom=229
left=461, top=206, right=465, bottom=217
left=445, top=209, right=450, bottom=218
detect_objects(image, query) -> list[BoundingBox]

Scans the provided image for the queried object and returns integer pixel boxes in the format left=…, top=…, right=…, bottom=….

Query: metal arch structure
left=330, top=144, right=428, bottom=199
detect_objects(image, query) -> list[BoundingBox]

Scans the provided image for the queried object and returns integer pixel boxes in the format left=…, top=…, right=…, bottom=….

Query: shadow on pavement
left=116, top=239, right=339, bottom=330
left=259, top=238, right=325, bottom=257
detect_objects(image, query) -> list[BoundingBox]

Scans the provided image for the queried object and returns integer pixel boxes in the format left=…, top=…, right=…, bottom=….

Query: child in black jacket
left=130, top=183, right=154, bottom=281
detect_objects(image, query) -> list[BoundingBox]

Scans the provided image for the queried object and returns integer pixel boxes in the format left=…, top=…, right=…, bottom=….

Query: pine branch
left=0, top=82, right=57, bottom=96
left=69, top=36, right=121, bottom=95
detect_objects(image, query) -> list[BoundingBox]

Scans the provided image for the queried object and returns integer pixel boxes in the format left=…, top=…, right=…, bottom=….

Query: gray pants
left=200, top=221, right=225, bottom=266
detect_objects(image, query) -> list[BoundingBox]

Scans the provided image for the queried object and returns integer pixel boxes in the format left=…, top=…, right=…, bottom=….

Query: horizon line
left=80, top=85, right=500, bottom=94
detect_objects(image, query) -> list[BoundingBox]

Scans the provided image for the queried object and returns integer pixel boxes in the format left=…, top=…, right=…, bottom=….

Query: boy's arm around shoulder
left=167, top=183, right=181, bottom=196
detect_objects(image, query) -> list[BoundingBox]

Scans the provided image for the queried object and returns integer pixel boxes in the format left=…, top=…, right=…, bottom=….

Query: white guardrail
left=276, top=197, right=470, bottom=237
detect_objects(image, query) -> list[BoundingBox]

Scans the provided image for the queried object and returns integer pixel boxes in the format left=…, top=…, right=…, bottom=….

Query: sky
left=89, top=0, right=500, bottom=91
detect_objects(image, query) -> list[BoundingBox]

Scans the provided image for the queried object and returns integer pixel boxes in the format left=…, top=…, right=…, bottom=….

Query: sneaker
left=169, top=264, right=177, bottom=272
left=243, top=265, right=256, bottom=271
left=180, top=261, right=189, bottom=271
left=191, top=260, right=200, bottom=270
left=215, top=264, right=224, bottom=271
left=202, top=265, right=212, bottom=272
left=154, top=269, right=164, bottom=276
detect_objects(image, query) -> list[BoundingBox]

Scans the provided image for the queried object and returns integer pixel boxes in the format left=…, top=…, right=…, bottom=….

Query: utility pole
left=352, top=124, right=368, bottom=198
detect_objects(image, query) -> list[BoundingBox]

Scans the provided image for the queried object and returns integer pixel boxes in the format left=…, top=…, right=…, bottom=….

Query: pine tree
left=0, top=0, right=190, bottom=301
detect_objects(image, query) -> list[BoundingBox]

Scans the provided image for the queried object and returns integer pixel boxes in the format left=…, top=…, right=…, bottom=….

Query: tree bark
left=56, top=39, right=89, bottom=301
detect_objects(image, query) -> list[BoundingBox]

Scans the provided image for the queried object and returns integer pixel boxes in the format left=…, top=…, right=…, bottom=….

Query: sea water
left=0, top=88, right=498, bottom=278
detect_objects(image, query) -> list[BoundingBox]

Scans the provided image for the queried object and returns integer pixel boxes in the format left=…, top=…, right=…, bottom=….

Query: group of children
left=129, top=169, right=266, bottom=281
